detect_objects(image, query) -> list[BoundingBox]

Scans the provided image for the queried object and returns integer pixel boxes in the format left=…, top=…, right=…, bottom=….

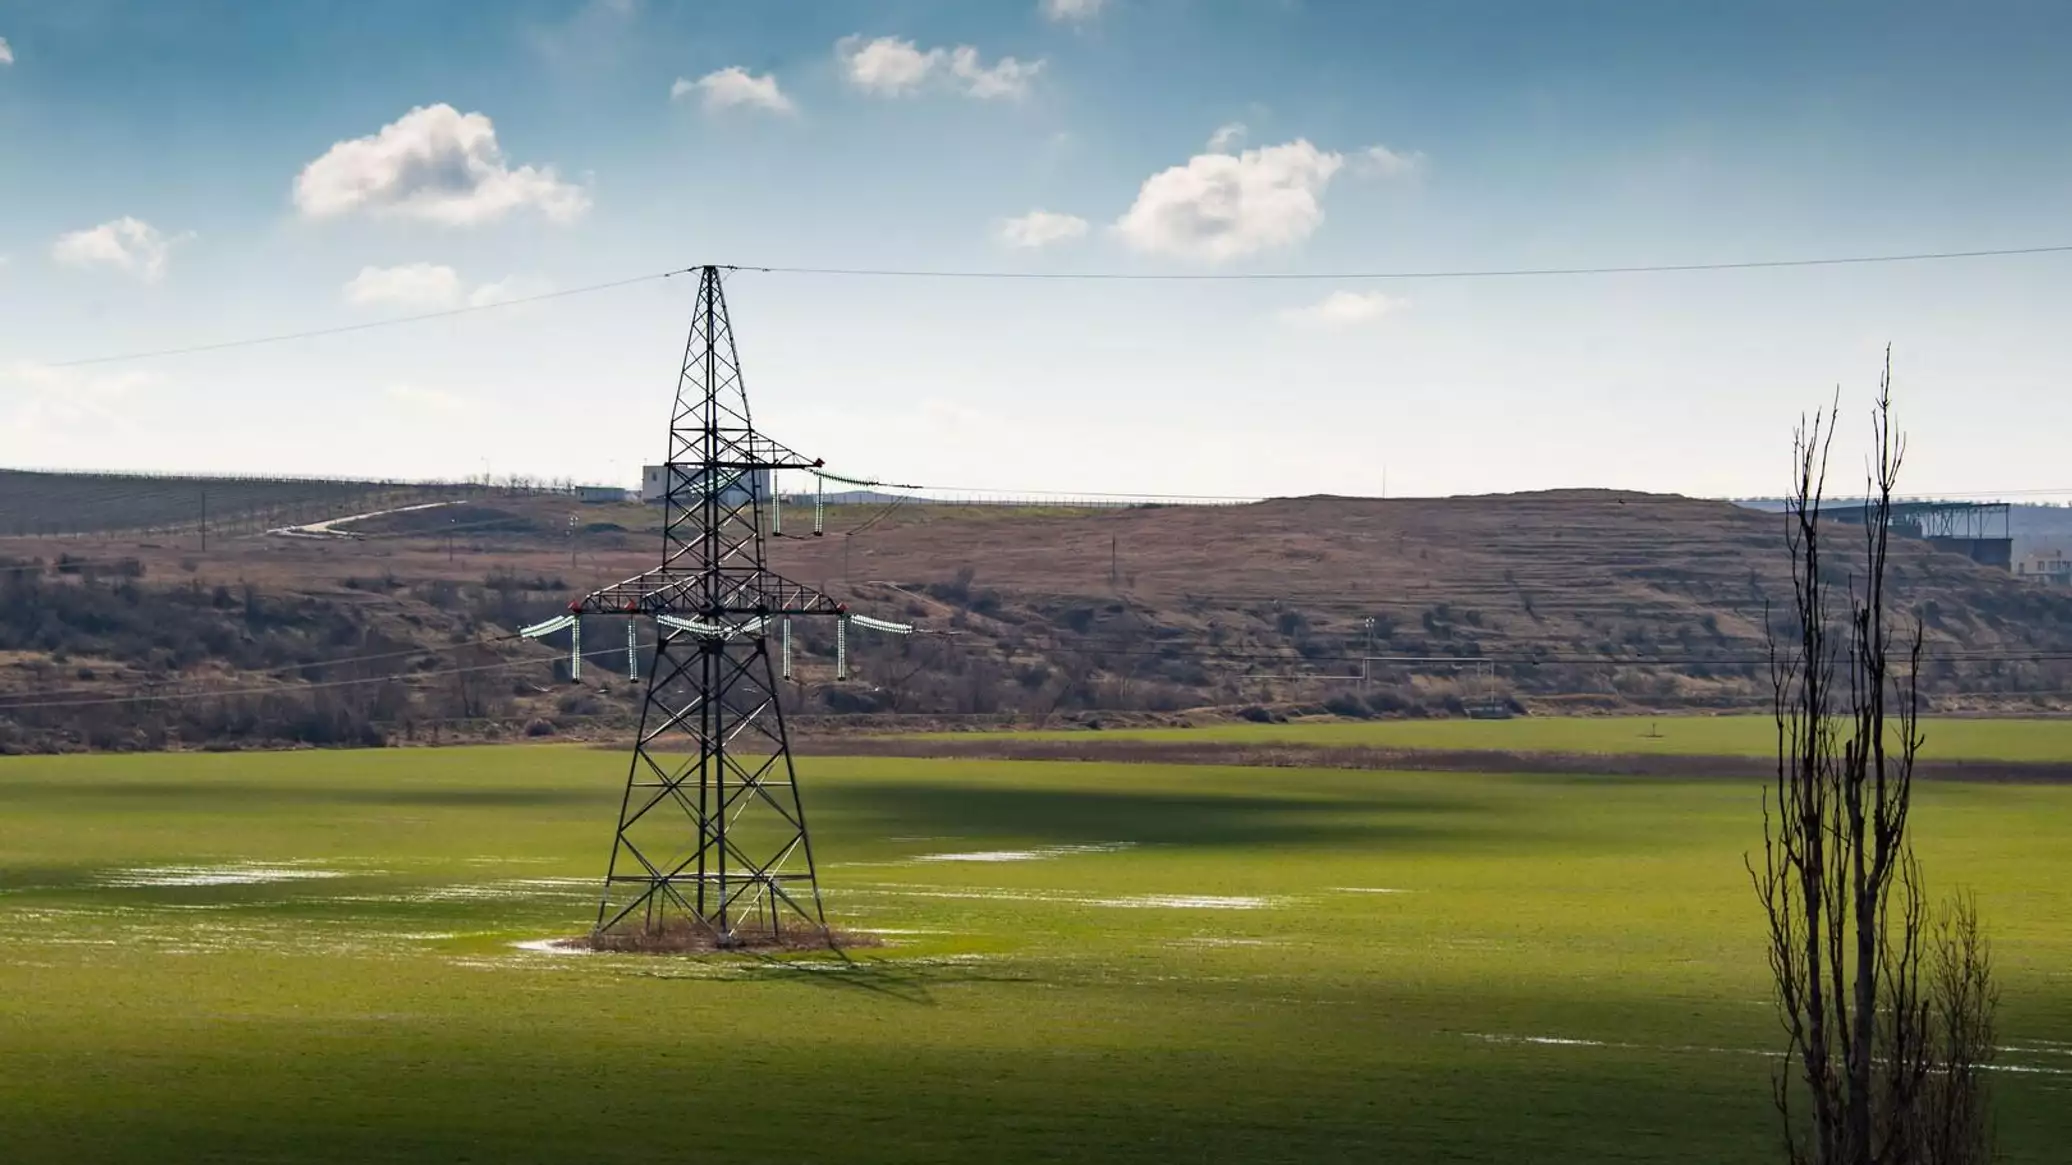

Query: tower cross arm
left=736, top=434, right=823, bottom=471
left=671, top=432, right=824, bottom=472
left=571, top=566, right=847, bottom=618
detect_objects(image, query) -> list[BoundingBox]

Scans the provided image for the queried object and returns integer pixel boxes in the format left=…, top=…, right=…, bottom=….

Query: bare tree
left=1752, top=351, right=1998, bottom=1165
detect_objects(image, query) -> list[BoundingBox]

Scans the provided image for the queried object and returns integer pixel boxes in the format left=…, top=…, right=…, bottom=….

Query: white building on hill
left=2016, top=547, right=2072, bottom=585
left=640, top=465, right=770, bottom=506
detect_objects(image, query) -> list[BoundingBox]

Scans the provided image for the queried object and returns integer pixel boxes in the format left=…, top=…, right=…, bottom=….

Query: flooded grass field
left=2, top=744, right=2068, bottom=1162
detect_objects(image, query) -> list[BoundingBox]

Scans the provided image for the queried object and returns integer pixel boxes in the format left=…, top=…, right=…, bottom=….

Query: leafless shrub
left=1751, top=351, right=1999, bottom=1165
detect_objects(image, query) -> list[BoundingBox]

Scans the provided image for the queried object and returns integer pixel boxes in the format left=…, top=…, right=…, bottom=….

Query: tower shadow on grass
left=623, top=943, right=1032, bottom=1005
left=820, top=782, right=1492, bottom=851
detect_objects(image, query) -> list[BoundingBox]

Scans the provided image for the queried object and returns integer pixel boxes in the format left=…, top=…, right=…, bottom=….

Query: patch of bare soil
left=795, top=736, right=2072, bottom=785
left=573, top=918, right=884, bottom=955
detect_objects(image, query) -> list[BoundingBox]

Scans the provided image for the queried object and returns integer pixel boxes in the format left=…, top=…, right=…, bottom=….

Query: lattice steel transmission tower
left=567, top=265, right=860, bottom=944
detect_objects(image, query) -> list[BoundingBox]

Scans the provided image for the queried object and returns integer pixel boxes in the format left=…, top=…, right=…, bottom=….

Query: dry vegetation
left=6, top=482, right=2072, bottom=751
left=575, top=918, right=882, bottom=955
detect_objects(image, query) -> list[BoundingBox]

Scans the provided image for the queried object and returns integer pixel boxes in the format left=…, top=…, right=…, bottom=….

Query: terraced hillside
left=5, top=489, right=2072, bottom=751
left=752, top=490, right=2072, bottom=714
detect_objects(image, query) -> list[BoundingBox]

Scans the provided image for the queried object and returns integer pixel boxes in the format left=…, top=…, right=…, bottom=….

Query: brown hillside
left=5, top=489, right=2072, bottom=750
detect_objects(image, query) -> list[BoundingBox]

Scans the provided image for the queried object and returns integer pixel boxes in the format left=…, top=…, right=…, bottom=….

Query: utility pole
left=199, top=488, right=207, bottom=554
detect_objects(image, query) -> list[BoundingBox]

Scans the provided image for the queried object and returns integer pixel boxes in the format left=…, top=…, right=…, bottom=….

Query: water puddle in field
left=842, top=883, right=1294, bottom=911
left=1465, top=1032, right=2072, bottom=1077
left=1169, top=936, right=1280, bottom=948
left=401, top=878, right=593, bottom=903
left=97, top=863, right=355, bottom=888
left=914, top=843, right=1133, bottom=864
left=2005, top=1039, right=2072, bottom=1055
left=1471, top=1033, right=1611, bottom=1048
left=1091, top=895, right=1278, bottom=910
left=511, top=937, right=592, bottom=956
left=835, top=885, right=1072, bottom=905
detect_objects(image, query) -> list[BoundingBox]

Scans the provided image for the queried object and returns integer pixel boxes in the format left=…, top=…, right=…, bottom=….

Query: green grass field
left=1, top=744, right=2067, bottom=1163
left=959, top=714, right=2072, bottom=761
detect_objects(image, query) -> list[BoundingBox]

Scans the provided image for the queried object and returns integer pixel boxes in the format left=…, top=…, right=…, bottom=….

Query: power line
left=8, top=626, right=2072, bottom=714
left=0, top=640, right=609, bottom=712
left=43, top=268, right=697, bottom=369
left=829, top=482, right=1260, bottom=503
left=32, top=242, right=2072, bottom=369
left=0, top=632, right=534, bottom=705
left=737, top=243, right=2072, bottom=282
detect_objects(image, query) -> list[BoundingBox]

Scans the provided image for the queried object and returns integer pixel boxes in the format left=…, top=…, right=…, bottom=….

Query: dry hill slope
left=4, top=489, right=2071, bottom=750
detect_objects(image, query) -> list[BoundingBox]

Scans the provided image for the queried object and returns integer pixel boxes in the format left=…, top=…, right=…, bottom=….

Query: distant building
left=2016, top=548, right=2072, bottom=585
left=573, top=484, right=633, bottom=504
left=1831, top=500, right=2013, bottom=571
left=641, top=465, right=770, bottom=506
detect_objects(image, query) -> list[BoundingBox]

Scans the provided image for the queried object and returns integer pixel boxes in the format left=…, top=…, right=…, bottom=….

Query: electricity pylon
left=570, top=265, right=856, bottom=943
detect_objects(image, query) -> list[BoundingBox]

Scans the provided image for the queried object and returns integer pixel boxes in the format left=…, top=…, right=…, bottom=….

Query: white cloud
left=341, top=263, right=464, bottom=309
left=1207, top=122, right=1246, bottom=152
left=1041, top=0, right=1106, bottom=21
left=0, top=36, right=14, bottom=66
left=997, top=210, right=1089, bottom=249
left=836, top=35, right=1041, bottom=100
left=341, top=264, right=552, bottom=310
left=672, top=66, right=794, bottom=114
left=293, top=104, right=590, bottom=226
left=1112, top=139, right=1345, bottom=262
left=948, top=46, right=1042, bottom=100
left=467, top=274, right=555, bottom=306
left=1276, top=290, right=1405, bottom=329
left=1356, top=144, right=1426, bottom=179
left=50, top=217, right=189, bottom=281
left=384, top=383, right=466, bottom=416
left=837, top=35, right=940, bottom=95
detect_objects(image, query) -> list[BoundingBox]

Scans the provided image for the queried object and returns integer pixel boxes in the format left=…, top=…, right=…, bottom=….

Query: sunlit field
left=2, top=744, right=2067, bottom=1163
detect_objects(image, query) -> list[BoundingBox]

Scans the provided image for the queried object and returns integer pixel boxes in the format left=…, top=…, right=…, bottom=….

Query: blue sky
left=3, top=0, right=2071, bottom=499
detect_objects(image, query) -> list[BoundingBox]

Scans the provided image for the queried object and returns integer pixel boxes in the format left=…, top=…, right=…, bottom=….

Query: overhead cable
left=33, top=243, right=2072, bottom=368
left=736, top=243, right=2072, bottom=282
left=44, top=268, right=698, bottom=368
